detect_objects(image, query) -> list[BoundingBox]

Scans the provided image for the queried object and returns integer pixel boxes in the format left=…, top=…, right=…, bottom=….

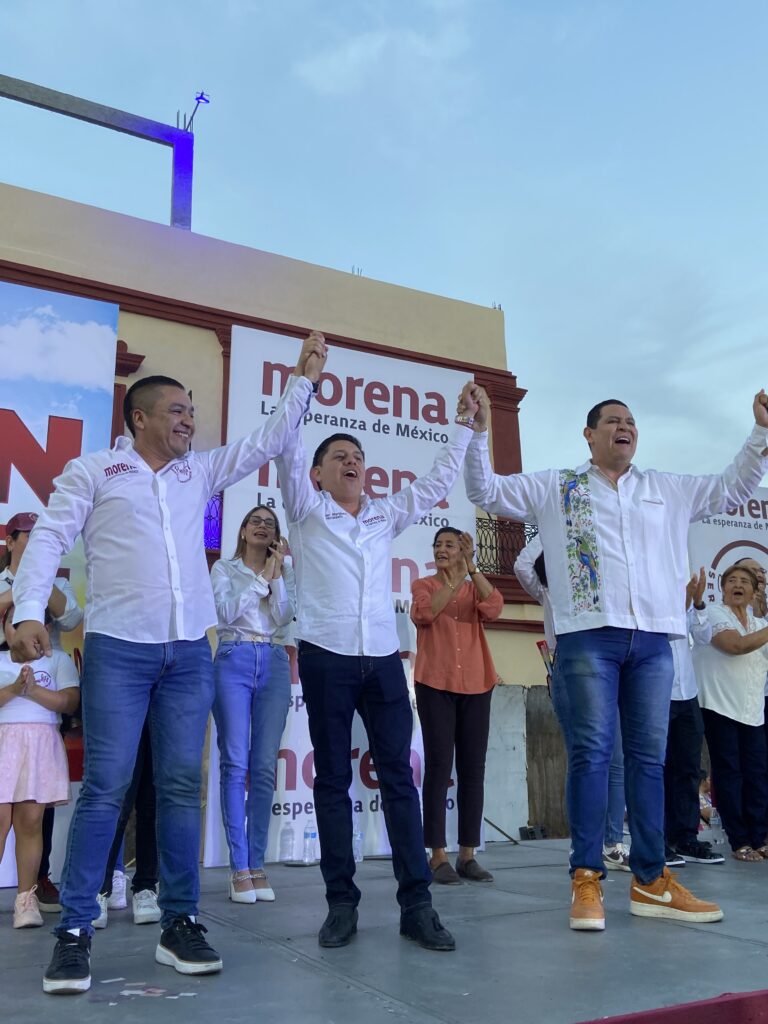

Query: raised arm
left=685, top=391, right=768, bottom=520
left=462, top=385, right=541, bottom=521
left=203, top=332, right=328, bottom=495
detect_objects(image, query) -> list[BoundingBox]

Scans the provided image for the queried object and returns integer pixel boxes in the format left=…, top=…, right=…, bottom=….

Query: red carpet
left=579, top=990, right=768, bottom=1024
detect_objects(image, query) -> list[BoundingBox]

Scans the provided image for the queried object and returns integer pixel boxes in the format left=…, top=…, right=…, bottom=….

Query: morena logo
left=104, top=463, right=139, bottom=479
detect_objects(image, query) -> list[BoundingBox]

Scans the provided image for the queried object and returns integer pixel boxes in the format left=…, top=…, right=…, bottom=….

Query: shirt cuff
left=12, top=600, right=46, bottom=626
left=748, top=423, right=768, bottom=451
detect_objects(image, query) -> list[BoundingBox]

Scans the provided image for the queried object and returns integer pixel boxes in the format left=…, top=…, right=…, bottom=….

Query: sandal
left=754, top=846, right=768, bottom=859
left=732, top=846, right=762, bottom=862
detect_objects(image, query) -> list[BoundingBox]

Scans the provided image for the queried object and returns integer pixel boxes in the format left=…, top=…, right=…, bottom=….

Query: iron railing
left=475, top=516, right=538, bottom=577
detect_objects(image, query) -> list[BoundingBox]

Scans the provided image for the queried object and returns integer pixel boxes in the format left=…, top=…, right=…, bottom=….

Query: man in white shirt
left=664, top=569, right=722, bottom=864
left=464, top=386, right=768, bottom=931
left=275, top=346, right=477, bottom=952
left=10, top=335, right=325, bottom=994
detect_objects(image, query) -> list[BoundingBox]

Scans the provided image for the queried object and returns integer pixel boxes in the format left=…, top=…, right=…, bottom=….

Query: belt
left=218, top=632, right=274, bottom=644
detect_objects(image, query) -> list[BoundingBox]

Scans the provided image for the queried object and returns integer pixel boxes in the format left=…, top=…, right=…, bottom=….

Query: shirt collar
left=578, top=459, right=643, bottom=481
left=113, top=434, right=191, bottom=472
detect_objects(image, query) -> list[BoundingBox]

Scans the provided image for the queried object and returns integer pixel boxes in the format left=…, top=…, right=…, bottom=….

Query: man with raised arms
left=462, top=385, right=768, bottom=931
left=11, top=334, right=326, bottom=994
left=275, top=332, right=478, bottom=952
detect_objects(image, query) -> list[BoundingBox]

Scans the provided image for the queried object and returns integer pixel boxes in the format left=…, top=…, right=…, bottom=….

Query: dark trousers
left=38, top=806, right=55, bottom=879
left=414, top=683, right=493, bottom=849
left=664, top=697, right=704, bottom=846
left=702, top=707, right=768, bottom=851
left=298, top=642, right=431, bottom=913
left=100, top=719, right=158, bottom=896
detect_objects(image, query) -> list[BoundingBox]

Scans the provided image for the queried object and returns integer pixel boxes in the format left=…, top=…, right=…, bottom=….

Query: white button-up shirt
left=693, top=605, right=768, bottom=725
left=276, top=426, right=473, bottom=657
left=465, top=427, right=768, bottom=639
left=12, top=376, right=313, bottom=644
left=1, top=570, right=83, bottom=651
left=211, top=557, right=296, bottom=641
left=671, top=607, right=712, bottom=701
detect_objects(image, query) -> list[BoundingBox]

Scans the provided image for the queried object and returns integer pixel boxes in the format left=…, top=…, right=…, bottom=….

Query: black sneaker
left=43, top=931, right=91, bottom=994
left=664, top=845, right=686, bottom=867
left=400, top=906, right=455, bottom=951
left=156, top=917, right=223, bottom=975
left=674, top=839, right=725, bottom=865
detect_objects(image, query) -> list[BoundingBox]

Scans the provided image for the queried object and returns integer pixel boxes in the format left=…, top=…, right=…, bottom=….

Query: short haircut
left=533, top=551, right=548, bottom=588
left=123, top=375, right=186, bottom=437
left=586, top=399, right=629, bottom=430
left=432, top=526, right=463, bottom=546
left=720, top=563, right=760, bottom=591
left=734, top=556, right=766, bottom=573
left=312, top=433, right=365, bottom=468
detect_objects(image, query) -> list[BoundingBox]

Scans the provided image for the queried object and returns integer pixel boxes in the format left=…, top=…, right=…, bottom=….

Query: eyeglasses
left=247, top=516, right=277, bottom=528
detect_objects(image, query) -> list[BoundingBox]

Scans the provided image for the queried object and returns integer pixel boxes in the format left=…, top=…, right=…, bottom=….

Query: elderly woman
left=693, top=563, right=768, bottom=861
left=411, top=528, right=503, bottom=884
left=212, top=505, right=295, bottom=902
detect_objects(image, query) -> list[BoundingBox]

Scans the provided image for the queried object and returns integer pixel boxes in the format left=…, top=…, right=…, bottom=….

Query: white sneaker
left=603, top=842, right=631, bottom=872
left=92, top=893, right=108, bottom=929
left=107, top=870, right=127, bottom=910
left=133, top=888, right=161, bottom=925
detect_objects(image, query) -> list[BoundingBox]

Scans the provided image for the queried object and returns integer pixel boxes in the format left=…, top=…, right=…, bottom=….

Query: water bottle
left=709, top=808, right=725, bottom=845
left=303, top=817, right=318, bottom=864
left=279, top=822, right=295, bottom=862
left=352, top=819, right=364, bottom=863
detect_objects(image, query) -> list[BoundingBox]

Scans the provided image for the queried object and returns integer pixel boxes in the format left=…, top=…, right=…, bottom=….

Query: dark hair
left=720, top=563, right=760, bottom=593
left=0, top=529, right=19, bottom=573
left=232, top=505, right=282, bottom=560
left=585, top=399, right=629, bottom=430
left=123, top=375, right=187, bottom=437
left=533, top=552, right=548, bottom=588
left=734, top=557, right=766, bottom=574
left=312, top=433, right=365, bottom=468
left=432, top=526, right=463, bottom=546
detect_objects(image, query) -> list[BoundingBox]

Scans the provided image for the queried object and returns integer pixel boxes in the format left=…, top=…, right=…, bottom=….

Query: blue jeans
left=298, top=642, right=431, bottom=913
left=553, top=628, right=673, bottom=883
left=58, top=634, right=214, bottom=935
left=213, top=641, right=291, bottom=870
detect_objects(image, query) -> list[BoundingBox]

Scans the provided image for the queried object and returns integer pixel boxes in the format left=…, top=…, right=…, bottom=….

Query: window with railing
left=475, top=516, right=538, bottom=578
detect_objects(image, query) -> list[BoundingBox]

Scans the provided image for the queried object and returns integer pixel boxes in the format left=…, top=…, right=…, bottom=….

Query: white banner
left=204, top=328, right=478, bottom=866
left=688, top=488, right=768, bottom=605
left=0, top=281, right=117, bottom=886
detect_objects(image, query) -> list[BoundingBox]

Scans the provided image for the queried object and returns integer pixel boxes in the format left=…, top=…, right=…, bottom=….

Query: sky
left=2, top=0, right=768, bottom=477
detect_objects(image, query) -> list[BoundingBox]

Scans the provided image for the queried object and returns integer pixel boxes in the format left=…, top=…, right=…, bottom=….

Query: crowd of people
left=1, top=330, right=767, bottom=995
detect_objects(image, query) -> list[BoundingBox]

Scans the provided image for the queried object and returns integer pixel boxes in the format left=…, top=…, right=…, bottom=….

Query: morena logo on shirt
left=104, top=462, right=139, bottom=479
left=33, top=670, right=53, bottom=689
left=361, top=512, right=387, bottom=527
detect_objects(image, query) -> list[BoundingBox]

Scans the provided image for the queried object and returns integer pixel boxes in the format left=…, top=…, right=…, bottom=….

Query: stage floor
left=1, top=839, right=767, bottom=1024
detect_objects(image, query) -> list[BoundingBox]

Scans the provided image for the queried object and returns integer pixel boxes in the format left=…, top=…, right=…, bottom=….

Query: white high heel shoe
left=229, top=871, right=257, bottom=904
left=250, top=869, right=276, bottom=902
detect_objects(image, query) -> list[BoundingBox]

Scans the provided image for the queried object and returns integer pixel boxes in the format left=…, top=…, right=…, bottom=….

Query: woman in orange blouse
left=411, top=527, right=503, bottom=885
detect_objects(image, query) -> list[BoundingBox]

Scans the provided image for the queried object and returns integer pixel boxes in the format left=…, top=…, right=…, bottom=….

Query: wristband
left=455, top=414, right=475, bottom=428
left=469, top=569, right=480, bottom=576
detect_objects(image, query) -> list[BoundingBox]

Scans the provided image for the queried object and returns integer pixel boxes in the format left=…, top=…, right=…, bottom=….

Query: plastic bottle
left=303, top=817, right=318, bottom=864
left=279, top=822, right=295, bottom=862
left=352, top=819, right=365, bottom=863
left=709, top=808, right=725, bottom=845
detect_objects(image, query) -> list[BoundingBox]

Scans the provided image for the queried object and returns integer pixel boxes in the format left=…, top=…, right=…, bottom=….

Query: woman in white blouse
left=211, top=506, right=296, bottom=902
left=693, top=563, right=768, bottom=862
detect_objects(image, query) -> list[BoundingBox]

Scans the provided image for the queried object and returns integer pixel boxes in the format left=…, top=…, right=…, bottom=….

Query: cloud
left=0, top=311, right=116, bottom=392
left=293, top=21, right=470, bottom=99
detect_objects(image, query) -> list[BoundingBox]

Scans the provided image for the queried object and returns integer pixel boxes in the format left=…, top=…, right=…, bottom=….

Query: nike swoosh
left=633, top=886, right=672, bottom=903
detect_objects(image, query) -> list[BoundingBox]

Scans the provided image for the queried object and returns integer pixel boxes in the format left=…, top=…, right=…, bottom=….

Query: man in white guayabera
left=10, top=334, right=326, bottom=994
left=461, top=384, right=768, bottom=932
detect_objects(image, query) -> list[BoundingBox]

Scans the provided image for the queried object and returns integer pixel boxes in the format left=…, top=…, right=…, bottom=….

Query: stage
left=2, top=839, right=768, bottom=1023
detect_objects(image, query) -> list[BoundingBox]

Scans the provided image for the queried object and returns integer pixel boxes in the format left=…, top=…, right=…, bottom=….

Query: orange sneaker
left=570, top=868, right=605, bottom=931
left=630, top=868, right=723, bottom=922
